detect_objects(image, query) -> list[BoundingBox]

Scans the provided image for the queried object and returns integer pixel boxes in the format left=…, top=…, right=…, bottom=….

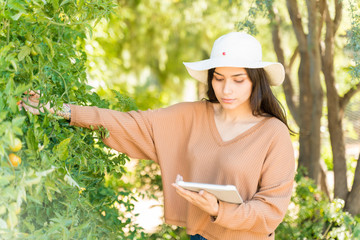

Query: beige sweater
left=70, top=100, right=295, bottom=240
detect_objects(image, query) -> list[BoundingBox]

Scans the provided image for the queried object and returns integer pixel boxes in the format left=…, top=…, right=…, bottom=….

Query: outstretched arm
left=19, top=91, right=71, bottom=120
left=20, top=91, right=158, bottom=162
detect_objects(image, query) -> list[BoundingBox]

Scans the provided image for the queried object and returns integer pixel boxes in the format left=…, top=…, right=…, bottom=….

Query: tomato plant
left=8, top=153, right=21, bottom=167
left=0, top=0, right=146, bottom=239
left=9, top=138, right=22, bottom=152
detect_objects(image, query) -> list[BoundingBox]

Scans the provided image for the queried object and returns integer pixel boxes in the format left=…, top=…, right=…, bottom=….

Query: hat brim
left=183, top=58, right=285, bottom=86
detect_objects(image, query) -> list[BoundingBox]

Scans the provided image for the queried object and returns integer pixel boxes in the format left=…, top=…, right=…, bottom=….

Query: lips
left=221, top=98, right=235, bottom=103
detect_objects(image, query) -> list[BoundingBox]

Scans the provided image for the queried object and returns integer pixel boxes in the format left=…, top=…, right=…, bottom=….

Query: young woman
left=21, top=32, right=295, bottom=240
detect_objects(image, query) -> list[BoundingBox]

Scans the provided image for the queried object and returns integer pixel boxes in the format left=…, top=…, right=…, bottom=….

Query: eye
left=234, top=79, right=245, bottom=83
left=214, top=76, right=224, bottom=81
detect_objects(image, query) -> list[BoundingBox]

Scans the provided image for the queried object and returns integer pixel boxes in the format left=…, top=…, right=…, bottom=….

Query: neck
left=214, top=103, right=256, bottom=123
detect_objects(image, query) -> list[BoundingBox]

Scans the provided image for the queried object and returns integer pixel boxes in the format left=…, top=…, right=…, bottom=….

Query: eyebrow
left=214, top=71, right=247, bottom=77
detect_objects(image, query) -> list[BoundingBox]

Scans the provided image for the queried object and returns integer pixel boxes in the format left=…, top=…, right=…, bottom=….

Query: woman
left=21, top=32, right=295, bottom=240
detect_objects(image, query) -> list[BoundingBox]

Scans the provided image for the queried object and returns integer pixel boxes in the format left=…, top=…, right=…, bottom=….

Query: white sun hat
left=183, top=32, right=285, bottom=86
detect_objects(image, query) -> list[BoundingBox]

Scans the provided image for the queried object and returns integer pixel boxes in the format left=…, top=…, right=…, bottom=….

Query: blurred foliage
left=347, top=0, right=360, bottom=80
left=132, top=160, right=163, bottom=200
left=147, top=224, right=189, bottom=240
left=236, top=0, right=274, bottom=35
left=276, top=168, right=360, bottom=239
left=86, top=0, right=246, bottom=108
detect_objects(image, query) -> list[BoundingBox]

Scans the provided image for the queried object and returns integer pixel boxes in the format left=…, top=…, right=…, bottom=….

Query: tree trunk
left=323, top=72, right=348, bottom=200
left=322, top=36, right=348, bottom=200
left=321, top=0, right=349, bottom=200
left=270, top=11, right=299, bottom=125
left=286, top=0, right=323, bottom=184
left=345, top=154, right=360, bottom=215
left=297, top=53, right=316, bottom=178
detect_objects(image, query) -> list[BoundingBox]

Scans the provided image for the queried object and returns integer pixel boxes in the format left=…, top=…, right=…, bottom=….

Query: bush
left=0, top=1, right=146, bottom=239
left=276, top=168, right=360, bottom=239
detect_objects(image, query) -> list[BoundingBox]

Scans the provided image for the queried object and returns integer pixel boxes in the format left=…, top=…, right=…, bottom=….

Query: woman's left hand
left=172, top=183, right=219, bottom=217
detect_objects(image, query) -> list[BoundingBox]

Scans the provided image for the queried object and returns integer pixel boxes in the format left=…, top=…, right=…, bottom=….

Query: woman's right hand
left=19, top=91, right=54, bottom=115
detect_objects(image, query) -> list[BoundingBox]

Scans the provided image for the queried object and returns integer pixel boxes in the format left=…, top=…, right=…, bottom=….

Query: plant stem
left=7, top=20, right=10, bottom=44
left=322, top=222, right=333, bottom=238
left=51, top=68, right=70, bottom=102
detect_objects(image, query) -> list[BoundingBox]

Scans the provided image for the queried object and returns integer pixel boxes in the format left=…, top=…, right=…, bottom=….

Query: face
left=211, top=67, right=253, bottom=111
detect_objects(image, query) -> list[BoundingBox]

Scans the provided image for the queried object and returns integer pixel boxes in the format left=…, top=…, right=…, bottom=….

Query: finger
left=174, top=187, right=193, bottom=202
left=172, top=184, right=196, bottom=200
left=173, top=184, right=207, bottom=205
left=21, top=101, right=40, bottom=115
left=24, top=90, right=39, bottom=96
left=27, top=94, right=40, bottom=103
left=172, top=183, right=188, bottom=195
left=199, top=190, right=209, bottom=199
left=199, top=190, right=218, bottom=202
left=23, top=91, right=40, bottom=103
left=172, top=183, right=196, bottom=197
left=22, top=98, right=39, bottom=108
left=29, top=94, right=39, bottom=101
left=175, top=174, right=183, bottom=182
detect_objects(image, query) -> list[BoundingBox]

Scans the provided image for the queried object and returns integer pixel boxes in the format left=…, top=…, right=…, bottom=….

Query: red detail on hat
left=222, top=52, right=226, bottom=56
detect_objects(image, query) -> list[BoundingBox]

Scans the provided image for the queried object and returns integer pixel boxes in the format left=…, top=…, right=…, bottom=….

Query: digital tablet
left=176, top=180, right=243, bottom=204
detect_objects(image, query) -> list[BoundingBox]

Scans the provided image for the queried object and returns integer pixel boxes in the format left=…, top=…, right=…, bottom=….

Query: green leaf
left=11, top=12, right=23, bottom=21
left=44, top=37, right=55, bottom=58
left=23, top=221, right=35, bottom=232
left=33, top=44, right=43, bottom=57
left=52, top=0, right=59, bottom=9
left=14, top=83, right=32, bottom=96
left=43, top=134, right=49, bottom=148
left=60, top=0, right=72, bottom=7
left=46, top=187, right=53, bottom=202
left=18, top=46, right=31, bottom=61
left=54, top=137, right=72, bottom=161
left=12, top=126, right=23, bottom=136
left=64, top=173, right=80, bottom=188
left=84, top=23, right=93, bottom=38
left=4, top=78, right=14, bottom=95
left=26, top=128, right=38, bottom=151
left=7, top=0, right=26, bottom=12
left=12, top=116, right=26, bottom=127
left=7, top=97, right=17, bottom=113
left=0, top=111, right=7, bottom=122
left=10, top=60, right=18, bottom=72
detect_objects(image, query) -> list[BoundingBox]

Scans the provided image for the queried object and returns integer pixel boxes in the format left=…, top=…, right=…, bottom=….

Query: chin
left=220, top=103, right=239, bottom=110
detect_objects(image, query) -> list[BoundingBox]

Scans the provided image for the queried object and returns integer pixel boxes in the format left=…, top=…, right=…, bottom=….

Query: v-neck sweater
left=70, top=100, right=295, bottom=240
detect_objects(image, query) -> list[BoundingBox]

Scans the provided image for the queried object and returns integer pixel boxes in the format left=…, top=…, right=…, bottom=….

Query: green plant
left=147, top=224, right=189, bottom=240
left=0, top=0, right=147, bottom=239
left=276, top=168, right=360, bottom=239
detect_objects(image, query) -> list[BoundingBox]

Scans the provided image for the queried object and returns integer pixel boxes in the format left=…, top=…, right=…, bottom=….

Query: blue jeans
left=190, top=234, right=207, bottom=240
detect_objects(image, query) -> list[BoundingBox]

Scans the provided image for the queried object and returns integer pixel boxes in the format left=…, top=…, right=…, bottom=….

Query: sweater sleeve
left=212, top=124, right=295, bottom=235
left=69, top=105, right=158, bottom=162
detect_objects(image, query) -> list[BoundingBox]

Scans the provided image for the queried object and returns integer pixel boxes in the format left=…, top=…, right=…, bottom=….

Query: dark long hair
left=206, top=68, right=293, bottom=133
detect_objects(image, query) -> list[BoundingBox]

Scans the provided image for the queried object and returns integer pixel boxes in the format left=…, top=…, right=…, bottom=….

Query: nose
left=223, top=80, right=233, bottom=95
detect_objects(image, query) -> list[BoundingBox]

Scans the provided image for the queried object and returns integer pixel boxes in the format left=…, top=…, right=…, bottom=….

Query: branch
left=323, top=0, right=343, bottom=37
left=269, top=5, right=300, bottom=125
left=286, top=0, right=307, bottom=51
left=354, top=153, right=360, bottom=188
left=289, top=46, right=299, bottom=69
left=318, top=0, right=326, bottom=40
left=345, top=153, right=360, bottom=215
left=333, top=0, right=343, bottom=33
left=340, top=82, right=360, bottom=111
left=306, top=0, right=321, bottom=44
